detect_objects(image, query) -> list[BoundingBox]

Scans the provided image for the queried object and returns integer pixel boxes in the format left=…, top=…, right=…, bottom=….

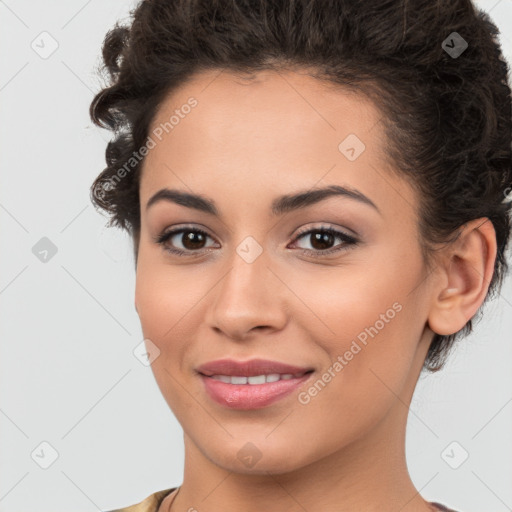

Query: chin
left=202, top=437, right=314, bottom=476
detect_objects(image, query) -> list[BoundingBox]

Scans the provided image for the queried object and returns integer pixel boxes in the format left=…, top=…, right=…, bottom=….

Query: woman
left=89, top=0, right=512, bottom=510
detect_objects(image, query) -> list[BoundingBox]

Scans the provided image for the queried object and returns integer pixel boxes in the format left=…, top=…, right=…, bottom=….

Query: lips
left=196, top=358, right=315, bottom=409
left=196, top=358, right=314, bottom=378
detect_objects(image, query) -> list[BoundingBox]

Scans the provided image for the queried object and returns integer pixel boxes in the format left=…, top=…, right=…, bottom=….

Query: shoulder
left=106, top=488, right=177, bottom=512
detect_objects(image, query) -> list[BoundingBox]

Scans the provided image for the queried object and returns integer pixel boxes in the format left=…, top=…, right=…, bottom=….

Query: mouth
left=195, top=358, right=315, bottom=410
left=196, top=357, right=315, bottom=378
left=201, top=370, right=314, bottom=385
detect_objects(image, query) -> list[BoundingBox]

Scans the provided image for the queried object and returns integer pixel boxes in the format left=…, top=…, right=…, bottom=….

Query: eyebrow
left=145, top=184, right=381, bottom=216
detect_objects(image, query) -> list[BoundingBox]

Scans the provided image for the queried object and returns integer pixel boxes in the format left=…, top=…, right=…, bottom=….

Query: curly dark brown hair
left=89, top=0, right=512, bottom=373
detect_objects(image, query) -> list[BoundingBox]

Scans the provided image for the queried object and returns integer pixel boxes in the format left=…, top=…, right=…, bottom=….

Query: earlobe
left=427, top=218, right=497, bottom=336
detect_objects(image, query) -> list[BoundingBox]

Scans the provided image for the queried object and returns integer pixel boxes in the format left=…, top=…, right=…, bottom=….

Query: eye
left=289, top=225, right=359, bottom=257
left=154, top=224, right=359, bottom=258
left=154, top=225, right=218, bottom=256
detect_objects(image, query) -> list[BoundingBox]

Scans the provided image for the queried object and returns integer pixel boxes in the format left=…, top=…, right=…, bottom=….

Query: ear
left=427, top=218, right=497, bottom=336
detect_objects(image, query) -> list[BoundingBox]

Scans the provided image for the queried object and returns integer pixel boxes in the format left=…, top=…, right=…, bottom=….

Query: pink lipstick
left=196, top=358, right=314, bottom=410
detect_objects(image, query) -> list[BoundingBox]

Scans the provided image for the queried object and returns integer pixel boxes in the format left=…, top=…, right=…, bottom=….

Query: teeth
left=210, top=372, right=307, bottom=384
left=248, top=375, right=266, bottom=384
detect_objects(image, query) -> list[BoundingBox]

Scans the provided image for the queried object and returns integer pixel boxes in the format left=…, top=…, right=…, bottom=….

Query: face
left=135, top=69, right=436, bottom=474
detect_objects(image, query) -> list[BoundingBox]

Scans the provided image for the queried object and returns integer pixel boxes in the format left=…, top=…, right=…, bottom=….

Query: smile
left=207, top=372, right=311, bottom=384
left=199, top=371, right=314, bottom=409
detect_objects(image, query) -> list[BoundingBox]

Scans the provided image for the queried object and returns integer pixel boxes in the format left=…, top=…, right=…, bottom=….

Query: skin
left=133, top=68, right=497, bottom=512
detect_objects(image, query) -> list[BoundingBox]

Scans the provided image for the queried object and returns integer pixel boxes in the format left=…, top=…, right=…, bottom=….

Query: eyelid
left=152, top=224, right=217, bottom=245
left=286, top=224, right=359, bottom=256
left=153, top=223, right=214, bottom=240
left=291, top=223, right=357, bottom=241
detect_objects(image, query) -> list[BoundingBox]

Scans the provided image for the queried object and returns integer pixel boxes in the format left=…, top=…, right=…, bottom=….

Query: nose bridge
left=207, top=237, right=287, bottom=339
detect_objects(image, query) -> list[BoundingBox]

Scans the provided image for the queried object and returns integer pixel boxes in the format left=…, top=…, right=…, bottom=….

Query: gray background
left=1, top=1, right=511, bottom=511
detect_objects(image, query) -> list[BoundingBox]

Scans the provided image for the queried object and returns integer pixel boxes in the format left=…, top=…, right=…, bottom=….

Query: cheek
left=134, top=258, right=194, bottom=370
left=283, top=276, right=423, bottom=450
left=134, top=261, right=203, bottom=415
left=135, top=251, right=204, bottom=335
left=134, top=255, right=218, bottom=388
left=289, top=255, right=421, bottom=343
left=288, top=254, right=427, bottom=395
left=135, top=262, right=169, bottom=337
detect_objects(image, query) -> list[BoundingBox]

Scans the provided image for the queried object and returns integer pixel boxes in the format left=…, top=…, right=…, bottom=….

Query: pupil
left=183, top=231, right=205, bottom=249
left=312, top=231, right=333, bottom=250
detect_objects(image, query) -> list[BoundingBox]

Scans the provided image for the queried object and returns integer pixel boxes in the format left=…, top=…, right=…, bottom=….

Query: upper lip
left=196, top=358, right=314, bottom=377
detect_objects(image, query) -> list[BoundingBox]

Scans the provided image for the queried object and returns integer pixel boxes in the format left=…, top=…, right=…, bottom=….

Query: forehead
left=147, top=68, right=383, bottom=155
left=140, top=68, right=415, bottom=221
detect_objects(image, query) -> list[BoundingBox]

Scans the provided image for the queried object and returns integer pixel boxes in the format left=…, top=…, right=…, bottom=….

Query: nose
left=205, top=247, right=288, bottom=341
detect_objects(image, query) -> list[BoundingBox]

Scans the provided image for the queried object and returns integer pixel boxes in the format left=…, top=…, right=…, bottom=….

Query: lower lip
left=200, top=373, right=313, bottom=410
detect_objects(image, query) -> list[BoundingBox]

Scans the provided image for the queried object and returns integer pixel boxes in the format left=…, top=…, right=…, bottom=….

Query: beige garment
left=109, top=487, right=459, bottom=512
left=108, top=487, right=178, bottom=512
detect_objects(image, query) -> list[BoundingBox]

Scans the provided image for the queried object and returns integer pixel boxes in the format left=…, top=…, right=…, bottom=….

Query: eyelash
left=153, top=224, right=359, bottom=258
